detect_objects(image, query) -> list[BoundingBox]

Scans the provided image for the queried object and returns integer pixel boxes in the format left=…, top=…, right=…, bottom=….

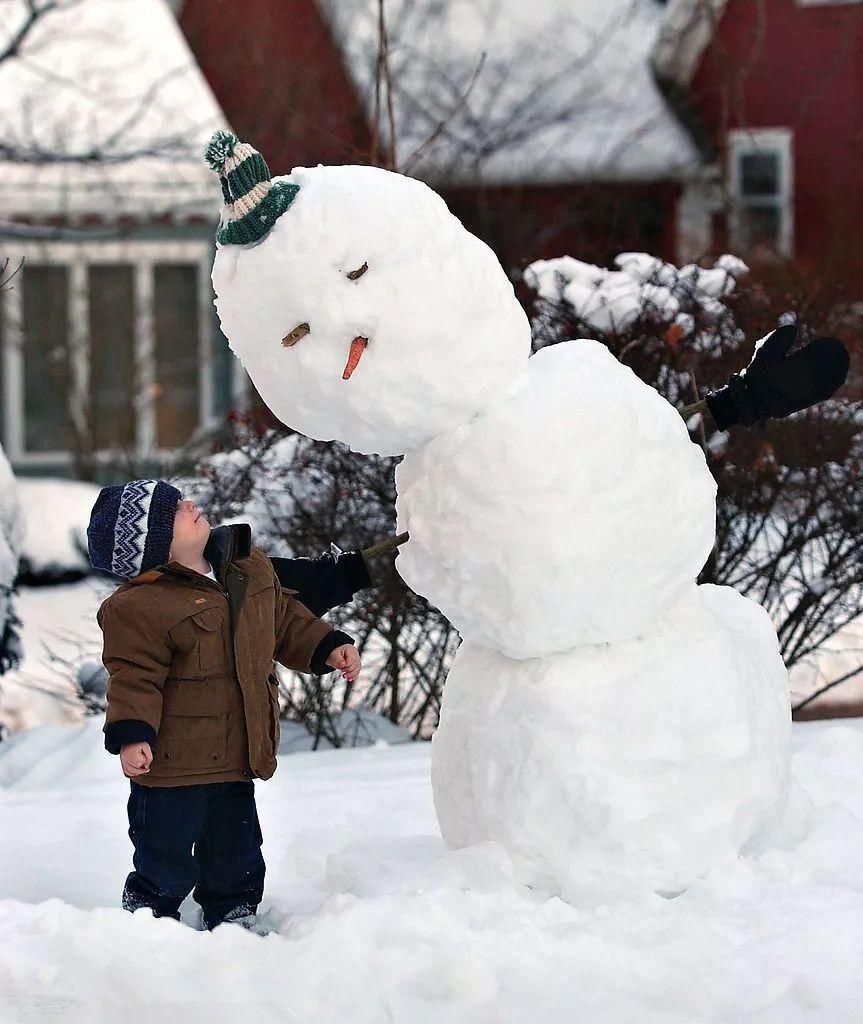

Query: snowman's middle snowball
left=395, top=339, right=718, bottom=657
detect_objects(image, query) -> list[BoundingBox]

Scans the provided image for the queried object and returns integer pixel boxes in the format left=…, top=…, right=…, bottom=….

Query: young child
left=87, top=478, right=363, bottom=930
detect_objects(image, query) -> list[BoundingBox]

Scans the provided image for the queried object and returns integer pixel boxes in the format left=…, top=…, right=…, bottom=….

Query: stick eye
left=282, top=323, right=310, bottom=347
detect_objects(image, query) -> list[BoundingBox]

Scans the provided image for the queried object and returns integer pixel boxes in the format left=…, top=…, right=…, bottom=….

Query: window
left=88, top=265, right=136, bottom=451
left=22, top=265, right=71, bottom=453
left=728, top=128, right=793, bottom=258
left=154, top=264, right=202, bottom=449
left=0, top=241, right=243, bottom=468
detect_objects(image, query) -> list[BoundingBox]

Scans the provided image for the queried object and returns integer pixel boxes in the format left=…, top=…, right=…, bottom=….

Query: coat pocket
left=155, top=711, right=227, bottom=772
left=189, top=607, right=223, bottom=674
left=162, top=676, right=225, bottom=717
left=171, top=607, right=225, bottom=679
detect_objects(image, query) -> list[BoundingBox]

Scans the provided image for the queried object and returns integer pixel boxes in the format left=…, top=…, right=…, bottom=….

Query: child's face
left=168, top=498, right=210, bottom=561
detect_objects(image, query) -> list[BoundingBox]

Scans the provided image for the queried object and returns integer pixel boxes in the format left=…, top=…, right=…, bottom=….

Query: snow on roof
left=316, top=0, right=703, bottom=186
left=0, top=0, right=227, bottom=221
left=651, top=0, right=728, bottom=89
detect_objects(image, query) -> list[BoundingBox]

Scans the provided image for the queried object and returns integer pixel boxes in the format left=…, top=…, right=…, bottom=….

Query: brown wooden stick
left=347, top=262, right=369, bottom=281
left=680, top=398, right=708, bottom=421
left=361, top=531, right=410, bottom=561
left=282, top=323, right=310, bottom=347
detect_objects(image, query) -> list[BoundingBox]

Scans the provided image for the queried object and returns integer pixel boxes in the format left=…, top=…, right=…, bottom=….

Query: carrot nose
left=342, top=336, right=368, bottom=380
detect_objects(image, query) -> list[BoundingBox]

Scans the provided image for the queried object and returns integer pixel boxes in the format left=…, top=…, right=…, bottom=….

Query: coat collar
left=203, top=522, right=251, bottom=580
left=126, top=523, right=252, bottom=587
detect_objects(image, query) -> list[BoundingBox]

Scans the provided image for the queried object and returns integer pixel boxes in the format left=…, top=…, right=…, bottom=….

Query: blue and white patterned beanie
left=87, top=479, right=182, bottom=579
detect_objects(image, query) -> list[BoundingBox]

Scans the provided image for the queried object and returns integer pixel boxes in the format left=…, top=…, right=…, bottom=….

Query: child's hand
left=326, top=644, right=361, bottom=683
left=120, top=742, right=153, bottom=778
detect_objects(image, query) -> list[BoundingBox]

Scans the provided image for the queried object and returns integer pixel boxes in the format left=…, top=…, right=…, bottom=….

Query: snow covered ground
left=1, top=717, right=863, bottom=1023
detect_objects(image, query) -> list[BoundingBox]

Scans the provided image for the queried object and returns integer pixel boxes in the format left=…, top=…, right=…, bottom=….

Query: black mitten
left=705, top=325, right=850, bottom=430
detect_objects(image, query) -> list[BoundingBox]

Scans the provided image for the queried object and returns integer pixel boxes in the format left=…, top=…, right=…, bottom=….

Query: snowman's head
left=205, top=133, right=531, bottom=456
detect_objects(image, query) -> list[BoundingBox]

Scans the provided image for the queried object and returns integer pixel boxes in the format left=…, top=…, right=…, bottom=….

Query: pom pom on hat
left=204, top=129, right=241, bottom=174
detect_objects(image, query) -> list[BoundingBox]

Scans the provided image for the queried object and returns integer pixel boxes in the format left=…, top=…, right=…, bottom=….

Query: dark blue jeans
left=124, top=780, right=265, bottom=930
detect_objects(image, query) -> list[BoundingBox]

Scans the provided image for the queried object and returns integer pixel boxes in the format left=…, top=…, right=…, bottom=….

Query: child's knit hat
left=87, top=479, right=181, bottom=579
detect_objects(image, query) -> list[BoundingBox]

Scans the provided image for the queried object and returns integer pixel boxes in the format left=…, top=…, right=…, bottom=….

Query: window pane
left=22, top=265, right=70, bottom=453
left=742, top=205, right=781, bottom=248
left=88, top=265, right=135, bottom=450
left=153, top=264, right=200, bottom=449
left=740, top=152, right=779, bottom=197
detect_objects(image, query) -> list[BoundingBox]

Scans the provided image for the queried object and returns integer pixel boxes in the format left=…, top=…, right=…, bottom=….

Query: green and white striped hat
left=204, top=130, right=300, bottom=246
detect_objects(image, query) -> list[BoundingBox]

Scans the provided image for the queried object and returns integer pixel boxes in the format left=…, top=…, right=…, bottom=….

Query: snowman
left=206, top=132, right=849, bottom=897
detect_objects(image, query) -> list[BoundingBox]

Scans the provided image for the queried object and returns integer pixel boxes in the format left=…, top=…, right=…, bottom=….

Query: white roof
left=316, top=0, right=703, bottom=186
left=0, top=0, right=227, bottom=221
left=651, top=0, right=728, bottom=88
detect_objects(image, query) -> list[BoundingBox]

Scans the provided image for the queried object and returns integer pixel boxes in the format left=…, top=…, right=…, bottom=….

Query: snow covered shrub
left=14, top=478, right=100, bottom=585
left=525, top=253, right=863, bottom=712
left=74, top=660, right=108, bottom=716
left=0, top=442, right=24, bottom=682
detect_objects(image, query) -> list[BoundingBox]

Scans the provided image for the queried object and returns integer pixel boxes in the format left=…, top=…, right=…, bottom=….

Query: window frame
left=0, top=240, right=247, bottom=468
left=727, top=127, right=794, bottom=259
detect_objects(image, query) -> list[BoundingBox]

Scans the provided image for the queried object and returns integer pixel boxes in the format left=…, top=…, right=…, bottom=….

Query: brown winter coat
left=97, top=523, right=350, bottom=787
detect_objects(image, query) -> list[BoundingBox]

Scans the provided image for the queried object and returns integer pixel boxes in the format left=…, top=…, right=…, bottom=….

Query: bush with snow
left=15, top=478, right=100, bottom=583
left=524, top=250, right=748, bottom=351
left=0, top=444, right=24, bottom=676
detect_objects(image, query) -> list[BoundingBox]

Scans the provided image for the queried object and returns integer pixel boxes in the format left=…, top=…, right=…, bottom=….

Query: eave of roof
left=650, top=0, right=729, bottom=89
left=0, top=0, right=228, bottom=221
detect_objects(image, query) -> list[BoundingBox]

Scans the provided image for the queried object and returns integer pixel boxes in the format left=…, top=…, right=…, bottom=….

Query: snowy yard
left=0, top=0, right=860, bottom=1015
left=1, top=717, right=863, bottom=1023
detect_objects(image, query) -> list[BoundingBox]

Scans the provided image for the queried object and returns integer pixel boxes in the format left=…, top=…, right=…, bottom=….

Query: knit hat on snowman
left=204, top=130, right=300, bottom=246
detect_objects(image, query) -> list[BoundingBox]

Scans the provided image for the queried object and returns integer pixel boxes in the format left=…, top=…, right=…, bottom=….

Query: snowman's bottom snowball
left=431, top=584, right=791, bottom=899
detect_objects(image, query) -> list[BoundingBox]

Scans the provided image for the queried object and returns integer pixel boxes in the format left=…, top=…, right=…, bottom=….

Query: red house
left=179, top=0, right=863, bottom=284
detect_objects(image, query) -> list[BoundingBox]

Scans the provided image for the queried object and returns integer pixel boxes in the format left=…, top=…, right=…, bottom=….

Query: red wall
left=444, top=182, right=680, bottom=277
left=691, top=0, right=863, bottom=279
left=180, top=0, right=371, bottom=174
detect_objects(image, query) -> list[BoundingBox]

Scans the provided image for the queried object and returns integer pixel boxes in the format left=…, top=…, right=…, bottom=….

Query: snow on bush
left=524, top=250, right=749, bottom=348
left=15, top=478, right=101, bottom=582
left=0, top=443, right=24, bottom=673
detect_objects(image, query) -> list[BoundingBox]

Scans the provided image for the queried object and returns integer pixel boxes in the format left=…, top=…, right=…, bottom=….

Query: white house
left=0, top=0, right=245, bottom=478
